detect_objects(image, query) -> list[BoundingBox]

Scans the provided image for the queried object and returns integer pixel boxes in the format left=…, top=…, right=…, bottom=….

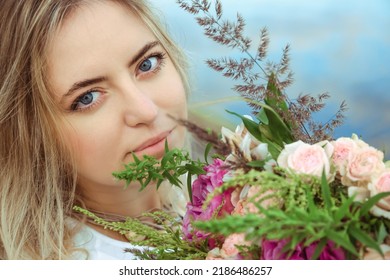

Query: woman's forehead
left=46, top=1, right=156, bottom=98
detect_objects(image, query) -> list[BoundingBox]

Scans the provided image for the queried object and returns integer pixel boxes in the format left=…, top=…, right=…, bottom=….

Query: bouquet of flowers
left=181, top=130, right=390, bottom=260
left=74, top=0, right=390, bottom=260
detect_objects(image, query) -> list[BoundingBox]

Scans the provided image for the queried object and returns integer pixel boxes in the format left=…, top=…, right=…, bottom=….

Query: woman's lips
left=130, top=130, right=172, bottom=159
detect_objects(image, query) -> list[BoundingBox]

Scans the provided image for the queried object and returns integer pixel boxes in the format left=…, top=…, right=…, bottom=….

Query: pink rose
left=220, top=233, right=251, bottom=259
left=182, top=158, right=234, bottom=247
left=331, top=136, right=366, bottom=175
left=331, top=135, right=369, bottom=174
left=261, top=239, right=345, bottom=260
left=277, top=140, right=334, bottom=180
left=304, top=240, right=346, bottom=260
left=344, top=146, right=385, bottom=186
left=191, top=158, right=228, bottom=207
left=261, top=239, right=304, bottom=260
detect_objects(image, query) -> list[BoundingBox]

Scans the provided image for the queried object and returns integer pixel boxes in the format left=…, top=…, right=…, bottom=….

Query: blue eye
left=139, top=56, right=158, bottom=72
left=71, top=91, right=100, bottom=111
left=79, top=93, right=94, bottom=104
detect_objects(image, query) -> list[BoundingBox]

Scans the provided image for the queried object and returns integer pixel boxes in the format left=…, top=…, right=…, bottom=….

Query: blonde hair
left=0, top=0, right=189, bottom=259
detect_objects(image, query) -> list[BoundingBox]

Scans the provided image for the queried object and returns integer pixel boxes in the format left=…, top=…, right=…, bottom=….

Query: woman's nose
left=122, top=84, right=159, bottom=127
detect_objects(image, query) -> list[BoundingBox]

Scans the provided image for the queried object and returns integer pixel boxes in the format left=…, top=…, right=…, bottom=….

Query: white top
left=71, top=223, right=143, bottom=260
left=70, top=183, right=189, bottom=260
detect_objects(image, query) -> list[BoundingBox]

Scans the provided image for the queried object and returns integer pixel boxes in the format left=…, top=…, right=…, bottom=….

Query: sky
left=152, top=0, right=390, bottom=158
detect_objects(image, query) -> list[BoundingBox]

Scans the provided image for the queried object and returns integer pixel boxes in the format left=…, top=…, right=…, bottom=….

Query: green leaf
left=163, top=172, right=182, bottom=187
left=261, top=208, right=288, bottom=220
left=226, top=110, right=263, bottom=141
left=326, top=230, right=358, bottom=256
left=377, top=222, right=388, bottom=244
left=262, top=140, right=283, bottom=160
left=187, top=172, right=193, bottom=204
left=265, top=73, right=289, bottom=112
left=291, top=208, right=309, bottom=221
left=320, top=171, right=333, bottom=214
left=256, top=108, right=269, bottom=125
left=255, top=101, right=293, bottom=144
left=310, top=238, right=328, bottom=260
left=132, top=153, right=141, bottom=164
left=204, top=143, right=213, bottom=164
left=164, top=139, right=170, bottom=153
left=161, top=149, right=176, bottom=167
left=360, top=191, right=390, bottom=216
left=306, top=187, right=318, bottom=214
left=348, top=225, right=382, bottom=256
left=246, top=160, right=266, bottom=168
left=185, top=163, right=205, bottom=175
left=226, top=109, right=289, bottom=159
left=142, top=176, right=152, bottom=190
left=334, top=195, right=355, bottom=222
left=156, top=178, right=164, bottom=189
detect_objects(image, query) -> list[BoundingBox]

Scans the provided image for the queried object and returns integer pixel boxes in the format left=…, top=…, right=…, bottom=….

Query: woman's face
left=47, top=2, right=187, bottom=191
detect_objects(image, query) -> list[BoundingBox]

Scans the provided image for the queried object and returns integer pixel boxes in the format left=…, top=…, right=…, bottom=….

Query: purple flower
left=261, top=239, right=346, bottom=260
left=262, top=239, right=305, bottom=260
left=305, top=240, right=346, bottom=260
left=182, top=158, right=234, bottom=248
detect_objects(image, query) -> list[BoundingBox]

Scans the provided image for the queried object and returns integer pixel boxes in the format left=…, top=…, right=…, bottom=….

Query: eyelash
left=136, top=51, right=166, bottom=78
left=69, top=51, right=167, bottom=112
left=70, top=89, right=104, bottom=112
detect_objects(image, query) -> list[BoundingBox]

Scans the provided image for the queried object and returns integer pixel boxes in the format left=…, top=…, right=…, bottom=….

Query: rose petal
left=370, top=205, right=390, bottom=219
left=363, top=244, right=390, bottom=260
left=348, top=186, right=370, bottom=202
left=251, top=143, right=269, bottom=160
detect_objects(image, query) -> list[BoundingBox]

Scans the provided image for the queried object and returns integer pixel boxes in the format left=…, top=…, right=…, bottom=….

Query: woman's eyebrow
left=128, top=40, right=160, bottom=67
left=62, top=40, right=160, bottom=99
left=64, top=76, right=107, bottom=98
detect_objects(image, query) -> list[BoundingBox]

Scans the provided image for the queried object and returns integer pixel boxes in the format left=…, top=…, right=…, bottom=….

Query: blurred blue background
left=153, top=0, right=390, bottom=159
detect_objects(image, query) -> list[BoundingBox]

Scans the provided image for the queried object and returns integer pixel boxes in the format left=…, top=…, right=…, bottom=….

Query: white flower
left=221, top=116, right=273, bottom=164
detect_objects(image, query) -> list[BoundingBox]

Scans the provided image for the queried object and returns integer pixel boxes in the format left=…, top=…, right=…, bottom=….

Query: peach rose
left=232, top=199, right=246, bottom=216
left=277, top=140, right=334, bottom=180
left=331, top=135, right=368, bottom=175
left=220, top=233, right=251, bottom=259
left=343, top=146, right=385, bottom=187
left=232, top=185, right=281, bottom=216
left=246, top=187, right=281, bottom=213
